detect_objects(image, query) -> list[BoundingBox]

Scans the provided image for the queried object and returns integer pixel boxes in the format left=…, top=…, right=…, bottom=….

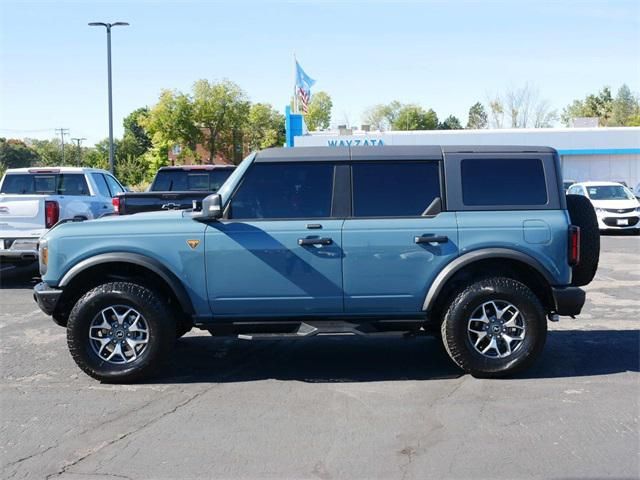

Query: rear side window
left=1, top=174, right=89, bottom=195
left=461, top=158, right=547, bottom=206
left=230, top=163, right=334, bottom=219
left=104, top=174, right=124, bottom=195
left=352, top=161, right=441, bottom=217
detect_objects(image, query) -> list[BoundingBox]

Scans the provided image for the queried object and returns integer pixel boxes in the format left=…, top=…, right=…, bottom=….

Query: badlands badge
left=186, top=239, right=200, bottom=249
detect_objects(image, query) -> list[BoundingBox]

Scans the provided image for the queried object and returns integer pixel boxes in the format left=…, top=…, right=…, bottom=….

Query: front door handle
left=415, top=235, right=448, bottom=244
left=298, top=237, right=333, bottom=246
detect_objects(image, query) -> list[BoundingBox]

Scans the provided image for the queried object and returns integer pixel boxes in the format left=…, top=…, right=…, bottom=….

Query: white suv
left=567, top=181, right=640, bottom=233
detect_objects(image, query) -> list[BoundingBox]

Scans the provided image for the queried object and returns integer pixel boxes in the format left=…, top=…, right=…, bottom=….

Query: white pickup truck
left=0, top=167, right=125, bottom=268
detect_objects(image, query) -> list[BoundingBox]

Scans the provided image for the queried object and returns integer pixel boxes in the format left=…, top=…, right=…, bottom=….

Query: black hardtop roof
left=255, top=145, right=557, bottom=162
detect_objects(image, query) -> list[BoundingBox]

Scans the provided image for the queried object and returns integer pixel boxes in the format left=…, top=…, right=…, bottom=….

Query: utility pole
left=89, top=21, right=129, bottom=173
left=71, top=137, right=86, bottom=166
left=55, top=128, right=69, bottom=163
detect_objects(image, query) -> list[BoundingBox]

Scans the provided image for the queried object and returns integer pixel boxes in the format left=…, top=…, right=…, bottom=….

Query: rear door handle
left=298, top=237, right=333, bottom=246
left=415, top=235, right=449, bottom=244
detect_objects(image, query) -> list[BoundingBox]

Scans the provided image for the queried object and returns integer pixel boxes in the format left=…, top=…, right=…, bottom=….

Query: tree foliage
left=562, top=84, right=640, bottom=127
left=362, top=101, right=402, bottom=131
left=466, top=102, right=488, bottom=129
left=246, top=103, right=286, bottom=151
left=305, top=91, right=333, bottom=131
left=0, top=138, right=39, bottom=176
left=438, top=115, right=463, bottom=130
left=392, top=105, right=438, bottom=130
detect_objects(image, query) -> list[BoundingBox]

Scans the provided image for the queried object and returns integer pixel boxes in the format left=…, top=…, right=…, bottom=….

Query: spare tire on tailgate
left=566, top=194, right=600, bottom=286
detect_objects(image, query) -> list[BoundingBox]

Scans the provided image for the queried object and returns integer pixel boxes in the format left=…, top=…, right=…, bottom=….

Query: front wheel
left=441, top=277, right=547, bottom=378
left=67, top=282, right=176, bottom=383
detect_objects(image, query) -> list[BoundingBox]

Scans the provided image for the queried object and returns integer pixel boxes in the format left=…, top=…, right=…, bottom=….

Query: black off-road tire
left=566, top=194, right=600, bottom=286
left=67, top=282, right=176, bottom=383
left=441, top=277, right=547, bottom=378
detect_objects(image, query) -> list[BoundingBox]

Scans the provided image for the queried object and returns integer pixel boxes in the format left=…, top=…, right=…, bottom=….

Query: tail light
left=44, top=200, right=59, bottom=228
left=568, top=225, right=580, bottom=266
left=112, top=196, right=120, bottom=214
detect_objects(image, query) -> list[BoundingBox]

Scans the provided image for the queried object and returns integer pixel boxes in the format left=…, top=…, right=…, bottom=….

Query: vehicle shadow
left=0, top=265, right=39, bottom=289
left=151, top=329, right=639, bottom=384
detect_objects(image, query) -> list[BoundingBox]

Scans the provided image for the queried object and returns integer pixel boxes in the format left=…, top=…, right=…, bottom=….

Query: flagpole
left=293, top=52, right=298, bottom=114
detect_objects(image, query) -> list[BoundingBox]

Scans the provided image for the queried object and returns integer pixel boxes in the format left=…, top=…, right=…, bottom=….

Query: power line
left=55, top=128, right=70, bottom=163
left=71, top=137, right=86, bottom=166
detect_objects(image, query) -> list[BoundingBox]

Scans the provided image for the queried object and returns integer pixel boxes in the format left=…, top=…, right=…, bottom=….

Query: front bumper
left=33, top=282, right=62, bottom=316
left=596, top=214, right=639, bottom=230
left=552, top=286, right=586, bottom=316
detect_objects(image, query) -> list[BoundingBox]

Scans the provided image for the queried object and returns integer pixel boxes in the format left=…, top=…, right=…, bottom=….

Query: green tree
left=0, top=138, right=40, bottom=176
left=305, top=91, right=333, bottom=131
left=362, top=101, right=402, bottom=131
left=28, top=138, right=81, bottom=166
left=611, top=84, right=639, bottom=126
left=144, top=89, right=201, bottom=164
left=466, top=102, right=488, bottom=129
left=438, top=115, right=463, bottom=130
left=245, top=103, right=285, bottom=151
left=392, top=105, right=438, bottom=130
left=192, top=79, right=250, bottom=164
left=122, top=107, right=152, bottom=158
left=561, top=86, right=614, bottom=126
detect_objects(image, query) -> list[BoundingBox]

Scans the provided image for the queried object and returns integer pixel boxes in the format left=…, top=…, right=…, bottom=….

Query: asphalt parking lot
left=1, top=235, right=638, bottom=480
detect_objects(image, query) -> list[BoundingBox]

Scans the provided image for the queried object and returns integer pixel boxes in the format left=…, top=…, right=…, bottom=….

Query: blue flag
left=295, top=61, right=316, bottom=92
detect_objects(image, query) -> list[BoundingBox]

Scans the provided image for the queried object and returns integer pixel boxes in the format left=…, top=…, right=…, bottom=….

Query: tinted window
left=1, top=173, right=89, bottom=195
left=230, top=163, right=334, bottom=219
left=352, top=162, right=441, bottom=217
left=91, top=173, right=111, bottom=197
left=104, top=174, right=124, bottom=195
left=461, top=158, right=547, bottom=206
left=152, top=169, right=234, bottom=192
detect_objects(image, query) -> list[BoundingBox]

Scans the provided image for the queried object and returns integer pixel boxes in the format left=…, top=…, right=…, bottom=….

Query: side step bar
left=236, top=320, right=419, bottom=340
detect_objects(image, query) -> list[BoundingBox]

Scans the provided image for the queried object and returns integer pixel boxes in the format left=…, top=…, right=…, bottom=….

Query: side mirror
left=198, top=193, right=223, bottom=220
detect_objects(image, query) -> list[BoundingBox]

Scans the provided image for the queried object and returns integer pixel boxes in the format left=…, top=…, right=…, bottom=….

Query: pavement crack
left=44, top=386, right=212, bottom=479
left=3, top=444, right=57, bottom=468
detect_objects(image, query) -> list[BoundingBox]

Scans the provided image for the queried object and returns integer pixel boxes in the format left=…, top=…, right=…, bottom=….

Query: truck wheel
left=440, top=277, right=547, bottom=378
left=566, top=194, right=600, bottom=286
left=67, top=282, right=175, bottom=383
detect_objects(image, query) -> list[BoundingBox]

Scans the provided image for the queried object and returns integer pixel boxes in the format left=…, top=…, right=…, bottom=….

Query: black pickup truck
left=114, top=165, right=235, bottom=215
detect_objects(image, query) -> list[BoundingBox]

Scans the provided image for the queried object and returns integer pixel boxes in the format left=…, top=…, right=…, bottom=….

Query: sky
left=1, top=0, right=639, bottom=145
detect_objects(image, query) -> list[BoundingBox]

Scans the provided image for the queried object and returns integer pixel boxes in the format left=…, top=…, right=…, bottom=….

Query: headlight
left=39, top=239, right=48, bottom=275
left=595, top=207, right=605, bottom=214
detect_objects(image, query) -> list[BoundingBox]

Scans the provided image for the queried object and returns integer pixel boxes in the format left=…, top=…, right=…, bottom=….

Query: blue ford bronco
left=34, top=146, right=600, bottom=382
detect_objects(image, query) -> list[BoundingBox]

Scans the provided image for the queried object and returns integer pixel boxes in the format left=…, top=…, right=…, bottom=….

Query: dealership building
left=287, top=119, right=640, bottom=189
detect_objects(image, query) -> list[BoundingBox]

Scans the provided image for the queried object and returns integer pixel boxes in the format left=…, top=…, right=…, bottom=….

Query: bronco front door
left=205, top=160, right=345, bottom=317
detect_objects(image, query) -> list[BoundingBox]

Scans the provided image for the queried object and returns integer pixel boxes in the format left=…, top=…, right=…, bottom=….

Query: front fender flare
left=423, top=248, right=555, bottom=312
left=58, top=252, right=194, bottom=314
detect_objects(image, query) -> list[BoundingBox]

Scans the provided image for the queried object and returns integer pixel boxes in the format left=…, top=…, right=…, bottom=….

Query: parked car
left=567, top=181, right=640, bottom=233
left=114, top=165, right=235, bottom=215
left=34, top=146, right=599, bottom=382
left=0, top=167, right=124, bottom=267
left=634, top=183, right=640, bottom=200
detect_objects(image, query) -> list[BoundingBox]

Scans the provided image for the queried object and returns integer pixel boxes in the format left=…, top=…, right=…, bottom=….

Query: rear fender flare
left=423, top=248, right=555, bottom=312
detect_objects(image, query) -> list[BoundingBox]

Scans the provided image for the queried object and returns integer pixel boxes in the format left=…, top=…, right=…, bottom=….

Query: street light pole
left=71, top=137, right=86, bottom=166
left=89, top=21, right=129, bottom=174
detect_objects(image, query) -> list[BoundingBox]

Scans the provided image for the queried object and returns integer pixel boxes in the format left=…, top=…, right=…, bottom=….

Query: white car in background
left=0, top=167, right=125, bottom=269
left=567, top=181, right=640, bottom=233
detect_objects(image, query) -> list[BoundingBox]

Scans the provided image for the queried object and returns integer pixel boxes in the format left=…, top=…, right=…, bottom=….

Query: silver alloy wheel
left=467, top=300, right=526, bottom=359
left=89, top=305, right=149, bottom=364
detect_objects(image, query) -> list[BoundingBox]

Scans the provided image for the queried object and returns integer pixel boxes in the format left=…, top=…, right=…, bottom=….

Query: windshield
left=151, top=169, right=234, bottom=192
left=586, top=185, right=635, bottom=200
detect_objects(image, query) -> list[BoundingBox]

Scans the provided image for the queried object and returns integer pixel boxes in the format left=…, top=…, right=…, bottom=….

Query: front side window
left=104, top=174, right=124, bottom=195
left=230, top=163, right=334, bottom=219
left=462, top=158, right=547, bottom=206
left=91, top=173, right=111, bottom=197
left=352, top=161, right=441, bottom=217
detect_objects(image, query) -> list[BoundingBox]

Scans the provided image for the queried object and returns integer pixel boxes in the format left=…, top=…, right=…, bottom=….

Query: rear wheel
left=441, top=277, right=547, bottom=377
left=67, top=282, right=175, bottom=383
